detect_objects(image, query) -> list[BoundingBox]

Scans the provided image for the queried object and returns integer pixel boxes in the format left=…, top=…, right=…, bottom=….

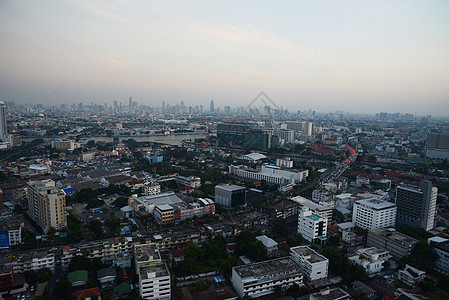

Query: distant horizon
left=1, top=1, right=448, bottom=116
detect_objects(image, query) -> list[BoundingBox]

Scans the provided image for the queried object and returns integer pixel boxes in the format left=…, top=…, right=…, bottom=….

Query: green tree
left=272, top=218, right=290, bottom=238
left=53, top=278, right=72, bottom=299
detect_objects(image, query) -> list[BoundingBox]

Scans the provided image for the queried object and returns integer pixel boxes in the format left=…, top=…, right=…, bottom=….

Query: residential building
left=276, top=157, right=293, bottom=168
left=0, top=220, right=23, bottom=247
left=291, top=196, right=333, bottom=223
left=214, top=184, right=246, bottom=210
left=428, top=236, right=449, bottom=275
left=308, top=288, right=351, bottom=300
left=138, top=263, right=171, bottom=300
left=397, top=265, right=426, bottom=287
left=290, top=246, right=329, bottom=281
left=0, top=263, right=13, bottom=294
left=349, top=247, right=390, bottom=275
left=231, top=257, right=303, bottom=299
left=79, top=152, right=95, bottom=162
left=367, top=228, right=419, bottom=260
left=97, top=267, right=117, bottom=289
left=352, top=198, right=397, bottom=230
left=265, top=200, right=298, bottom=220
left=396, top=181, right=437, bottom=231
left=68, top=270, right=88, bottom=287
left=297, top=207, right=327, bottom=243
left=143, top=181, right=161, bottom=196
left=27, top=179, right=67, bottom=232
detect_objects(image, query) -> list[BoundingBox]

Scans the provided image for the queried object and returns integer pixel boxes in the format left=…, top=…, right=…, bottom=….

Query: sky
left=1, top=0, right=449, bottom=115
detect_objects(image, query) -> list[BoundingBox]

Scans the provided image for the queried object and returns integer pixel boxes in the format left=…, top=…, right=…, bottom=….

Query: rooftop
left=233, top=257, right=302, bottom=280
left=215, top=184, right=245, bottom=192
left=355, top=198, right=396, bottom=210
left=290, top=246, right=328, bottom=263
left=134, top=244, right=161, bottom=265
left=139, top=262, right=170, bottom=280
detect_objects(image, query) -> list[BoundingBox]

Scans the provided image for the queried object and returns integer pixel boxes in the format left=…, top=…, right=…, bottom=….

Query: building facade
left=297, top=207, right=327, bottom=243
left=396, top=181, right=437, bottom=231
left=214, top=184, right=246, bottom=210
left=352, top=198, right=397, bottom=230
left=27, top=179, right=67, bottom=232
left=290, top=246, right=328, bottom=281
left=367, top=228, right=418, bottom=260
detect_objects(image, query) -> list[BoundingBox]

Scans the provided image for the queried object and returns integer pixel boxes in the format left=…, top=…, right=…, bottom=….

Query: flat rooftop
left=290, top=246, right=328, bottom=263
left=134, top=244, right=161, bottom=264
left=139, top=262, right=170, bottom=280
left=215, top=184, right=245, bottom=192
left=356, top=198, right=396, bottom=210
left=233, top=257, right=301, bottom=280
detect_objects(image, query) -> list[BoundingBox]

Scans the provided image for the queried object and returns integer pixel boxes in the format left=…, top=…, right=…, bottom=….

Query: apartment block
left=352, top=198, right=397, bottom=230
left=297, top=207, right=327, bottom=243
left=367, top=228, right=418, bottom=260
left=290, top=246, right=328, bottom=281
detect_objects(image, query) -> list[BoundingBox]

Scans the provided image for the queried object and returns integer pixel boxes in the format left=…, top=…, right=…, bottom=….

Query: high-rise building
left=396, top=181, right=437, bottom=231
left=216, top=121, right=271, bottom=151
left=426, top=132, right=449, bottom=159
left=0, top=101, right=8, bottom=142
left=27, top=179, right=67, bottom=232
left=210, top=99, right=214, bottom=112
left=297, top=207, right=327, bottom=243
left=129, top=97, right=133, bottom=110
left=352, top=198, right=397, bottom=230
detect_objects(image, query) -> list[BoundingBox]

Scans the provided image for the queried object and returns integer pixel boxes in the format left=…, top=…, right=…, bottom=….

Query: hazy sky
left=1, top=1, right=449, bottom=115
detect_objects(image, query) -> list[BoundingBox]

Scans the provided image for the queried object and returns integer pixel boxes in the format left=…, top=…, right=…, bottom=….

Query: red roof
left=76, top=287, right=100, bottom=300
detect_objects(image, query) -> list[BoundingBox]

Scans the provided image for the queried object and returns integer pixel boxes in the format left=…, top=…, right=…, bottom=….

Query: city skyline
left=1, top=1, right=449, bottom=116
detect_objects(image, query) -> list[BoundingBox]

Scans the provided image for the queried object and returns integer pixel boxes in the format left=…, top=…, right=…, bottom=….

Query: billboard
left=0, top=231, right=10, bottom=248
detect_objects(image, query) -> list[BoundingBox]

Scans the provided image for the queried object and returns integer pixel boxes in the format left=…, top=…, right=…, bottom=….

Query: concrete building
left=217, top=121, right=271, bottom=151
left=426, top=132, right=449, bottom=159
left=256, top=235, right=278, bottom=253
left=143, top=181, right=161, bottom=196
left=134, top=244, right=171, bottom=300
left=214, top=184, right=246, bottom=210
left=50, top=139, right=80, bottom=150
left=27, top=179, right=67, bottom=232
left=428, top=236, right=449, bottom=275
left=352, top=198, right=397, bottom=230
left=367, top=228, right=418, bottom=260
left=290, top=246, right=328, bottom=281
left=276, top=157, right=294, bottom=168
left=79, top=152, right=95, bottom=162
left=397, top=265, right=426, bottom=287
left=154, top=204, right=174, bottom=225
left=229, top=164, right=308, bottom=185
left=231, top=257, right=303, bottom=298
left=0, top=101, right=8, bottom=143
left=396, top=181, right=437, bottom=231
left=349, top=247, right=390, bottom=275
left=175, top=175, right=201, bottom=188
left=297, top=207, right=327, bottom=243
left=291, top=196, right=333, bottom=223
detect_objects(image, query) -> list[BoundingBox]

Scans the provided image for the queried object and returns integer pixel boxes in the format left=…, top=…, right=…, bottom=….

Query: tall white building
left=349, top=247, right=390, bottom=275
left=352, top=198, right=397, bottom=230
left=297, top=207, right=327, bottom=243
left=290, top=246, right=328, bottom=281
left=138, top=263, right=171, bottom=300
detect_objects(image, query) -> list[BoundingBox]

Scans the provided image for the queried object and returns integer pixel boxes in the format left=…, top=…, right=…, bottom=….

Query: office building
left=210, top=99, right=214, bottom=112
left=426, top=132, right=449, bottom=159
left=352, top=198, right=397, bottom=230
left=214, top=184, right=246, bottom=209
left=291, top=196, right=333, bottom=223
left=217, top=121, right=271, bottom=151
left=50, top=139, right=80, bottom=150
left=297, top=207, right=327, bottom=243
left=276, top=157, right=294, bottom=168
left=175, top=175, right=201, bottom=188
left=290, top=246, right=328, bottom=281
left=0, top=101, right=7, bottom=143
left=396, top=181, right=437, bottom=231
left=143, top=181, right=161, bottom=196
left=154, top=204, right=175, bottom=225
left=367, top=228, right=418, bottom=260
left=27, top=179, right=67, bottom=232
left=231, top=257, right=303, bottom=298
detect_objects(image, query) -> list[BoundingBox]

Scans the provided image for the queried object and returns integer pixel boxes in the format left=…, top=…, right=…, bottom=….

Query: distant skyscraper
left=129, top=97, right=133, bottom=110
left=396, top=180, right=437, bottom=231
left=210, top=99, right=214, bottom=113
left=0, top=101, right=8, bottom=142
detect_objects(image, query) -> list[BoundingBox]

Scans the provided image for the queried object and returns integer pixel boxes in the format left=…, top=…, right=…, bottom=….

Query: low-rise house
left=68, top=270, right=88, bottom=287
left=97, top=267, right=117, bottom=289
left=255, top=235, right=278, bottom=253
left=76, top=287, right=101, bottom=300
left=349, top=247, right=390, bottom=275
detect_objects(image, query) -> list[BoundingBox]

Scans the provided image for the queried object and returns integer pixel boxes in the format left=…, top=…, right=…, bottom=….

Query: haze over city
left=1, top=0, right=449, bottom=115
